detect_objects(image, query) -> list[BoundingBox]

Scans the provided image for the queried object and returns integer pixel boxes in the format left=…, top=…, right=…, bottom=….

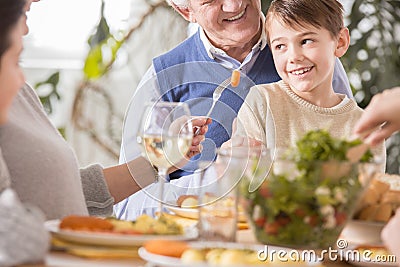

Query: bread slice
left=370, top=179, right=391, bottom=198
left=373, top=203, right=393, bottom=222
left=377, top=174, right=400, bottom=190
left=360, top=186, right=381, bottom=206
left=357, top=204, right=379, bottom=221
left=177, top=195, right=199, bottom=208
left=381, top=190, right=400, bottom=205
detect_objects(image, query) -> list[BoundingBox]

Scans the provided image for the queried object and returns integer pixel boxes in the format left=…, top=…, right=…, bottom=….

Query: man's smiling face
left=187, top=0, right=262, bottom=49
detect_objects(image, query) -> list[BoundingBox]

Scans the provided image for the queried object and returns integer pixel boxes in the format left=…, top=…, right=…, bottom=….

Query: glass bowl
left=239, top=159, right=380, bottom=249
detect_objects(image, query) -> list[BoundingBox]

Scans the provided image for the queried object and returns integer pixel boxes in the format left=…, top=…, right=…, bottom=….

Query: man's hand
left=188, top=117, right=211, bottom=157
left=168, top=117, right=211, bottom=173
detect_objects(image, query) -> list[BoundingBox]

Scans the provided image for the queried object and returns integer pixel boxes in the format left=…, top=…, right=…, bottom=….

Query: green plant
left=34, top=71, right=61, bottom=115
left=83, top=0, right=169, bottom=80
left=83, top=0, right=121, bottom=80
left=342, top=0, right=400, bottom=173
left=72, top=0, right=174, bottom=158
left=261, top=0, right=272, bottom=13
left=34, top=71, right=65, bottom=137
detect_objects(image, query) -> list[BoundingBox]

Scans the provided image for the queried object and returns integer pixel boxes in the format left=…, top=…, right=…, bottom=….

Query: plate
left=138, top=241, right=322, bottom=267
left=138, top=247, right=189, bottom=267
left=166, top=206, right=248, bottom=222
left=343, top=244, right=397, bottom=267
left=45, top=220, right=198, bottom=247
left=166, top=206, right=199, bottom=220
left=341, top=220, right=385, bottom=245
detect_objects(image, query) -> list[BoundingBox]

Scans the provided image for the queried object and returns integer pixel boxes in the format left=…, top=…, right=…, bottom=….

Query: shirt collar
left=199, top=13, right=267, bottom=60
left=259, top=13, right=267, bottom=50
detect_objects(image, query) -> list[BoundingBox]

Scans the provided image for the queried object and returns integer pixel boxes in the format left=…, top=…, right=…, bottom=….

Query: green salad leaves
left=289, top=129, right=373, bottom=171
left=239, top=129, right=376, bottom=249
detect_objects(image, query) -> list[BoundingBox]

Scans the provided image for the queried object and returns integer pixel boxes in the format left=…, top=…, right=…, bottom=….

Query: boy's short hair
left=266, top=0, right=344, bottom=39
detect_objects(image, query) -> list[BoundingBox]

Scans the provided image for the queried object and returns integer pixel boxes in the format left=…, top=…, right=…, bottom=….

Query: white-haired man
left=115, top=0, right=353, bottom=220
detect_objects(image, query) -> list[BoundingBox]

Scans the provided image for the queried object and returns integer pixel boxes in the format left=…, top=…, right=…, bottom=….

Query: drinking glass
left=198, top=145, right=271, bottom=241
left=137, top=101, right=193, bottom=216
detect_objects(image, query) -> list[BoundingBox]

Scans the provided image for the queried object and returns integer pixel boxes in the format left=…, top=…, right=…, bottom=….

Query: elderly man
left=115, top=0, right=353, bottom=220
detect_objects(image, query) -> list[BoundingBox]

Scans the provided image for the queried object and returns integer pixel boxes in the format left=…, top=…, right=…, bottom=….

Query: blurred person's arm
left=0, top=152, right=49, bottom=267
left=354, top=87, right=400, bottom=146
left=381, top=207, right=400, bottom=261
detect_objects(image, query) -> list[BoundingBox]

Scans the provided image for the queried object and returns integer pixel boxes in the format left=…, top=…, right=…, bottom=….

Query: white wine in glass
left=137, top=101, right=193, bottom=216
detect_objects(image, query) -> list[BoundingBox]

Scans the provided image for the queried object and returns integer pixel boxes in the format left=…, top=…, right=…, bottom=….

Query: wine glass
left=136, top=101, right=193, bottom=217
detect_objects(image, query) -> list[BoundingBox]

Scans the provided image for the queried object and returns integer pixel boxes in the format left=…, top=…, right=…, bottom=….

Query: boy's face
left=0, top=20, right=25, bottom=124
left=268, top=18, right=348, bottom=97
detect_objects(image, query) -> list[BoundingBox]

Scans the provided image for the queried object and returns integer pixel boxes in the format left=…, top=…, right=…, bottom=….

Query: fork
left=194, top=77, right=231, bottom=135
left=206, top=77, right=231, bottom=118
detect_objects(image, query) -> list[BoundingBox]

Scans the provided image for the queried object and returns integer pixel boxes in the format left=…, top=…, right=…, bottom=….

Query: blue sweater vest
left=153, top=30, right=280, bottom=179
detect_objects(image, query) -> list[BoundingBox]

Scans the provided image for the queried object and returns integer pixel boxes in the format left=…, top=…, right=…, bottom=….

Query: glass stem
left=157, top=168, right=168, bottom=218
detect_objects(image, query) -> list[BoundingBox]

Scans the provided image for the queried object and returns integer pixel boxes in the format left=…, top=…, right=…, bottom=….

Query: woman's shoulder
left=20, top=83, right=39, bottom=100
left=0, top=149, right=11, bottom=192
left=16, top=83, right=45, bottom=111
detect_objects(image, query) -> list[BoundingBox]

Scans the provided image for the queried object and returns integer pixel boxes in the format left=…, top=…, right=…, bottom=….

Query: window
left=22, top=0, right=132, bottom=69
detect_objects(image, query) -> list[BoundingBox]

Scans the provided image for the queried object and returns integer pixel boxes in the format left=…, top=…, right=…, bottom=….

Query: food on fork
left=230, top=69, right=241, bottom=87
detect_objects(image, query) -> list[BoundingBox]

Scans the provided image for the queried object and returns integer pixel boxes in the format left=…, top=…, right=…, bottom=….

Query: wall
left=22, top=0, right=188, bottom=167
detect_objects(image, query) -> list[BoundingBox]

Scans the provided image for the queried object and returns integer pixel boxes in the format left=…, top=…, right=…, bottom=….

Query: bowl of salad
left=239, top=130, right=380, bottom=249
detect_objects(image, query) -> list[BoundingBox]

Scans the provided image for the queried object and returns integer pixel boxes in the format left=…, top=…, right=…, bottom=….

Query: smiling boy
left=233, top=0, right=385, bottom=167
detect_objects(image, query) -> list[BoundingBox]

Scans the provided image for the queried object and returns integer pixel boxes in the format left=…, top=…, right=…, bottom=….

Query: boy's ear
left=171, top=2, right=196, bottom=23
left=335, top=27, right=350, bottom=57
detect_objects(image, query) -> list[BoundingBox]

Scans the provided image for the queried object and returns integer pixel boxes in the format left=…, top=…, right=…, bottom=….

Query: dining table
left=16, top=220, right=356, bottom=267
left=17, top=254, right=352, bottom=267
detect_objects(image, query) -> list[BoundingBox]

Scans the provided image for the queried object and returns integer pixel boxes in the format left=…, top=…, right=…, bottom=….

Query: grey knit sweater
left=0, top=84, right=114, bottom=220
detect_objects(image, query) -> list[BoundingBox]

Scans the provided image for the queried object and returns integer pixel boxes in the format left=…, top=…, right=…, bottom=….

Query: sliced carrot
left=144, top=239, right=189, bottom=257
left=230, top=70, right=241, bottom=87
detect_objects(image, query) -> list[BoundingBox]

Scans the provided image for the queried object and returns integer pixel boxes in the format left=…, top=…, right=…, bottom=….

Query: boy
left=233, top=0, right=385, bottom=165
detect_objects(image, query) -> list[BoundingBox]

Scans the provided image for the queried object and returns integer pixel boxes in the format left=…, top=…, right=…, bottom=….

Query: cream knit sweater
left=235, top=80, right=386, bottom=168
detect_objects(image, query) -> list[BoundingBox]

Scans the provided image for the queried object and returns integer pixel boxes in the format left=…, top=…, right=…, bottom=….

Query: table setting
left=22, top=168, right=398, bottom=267
left=18, top=100, right=400, bottom=267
